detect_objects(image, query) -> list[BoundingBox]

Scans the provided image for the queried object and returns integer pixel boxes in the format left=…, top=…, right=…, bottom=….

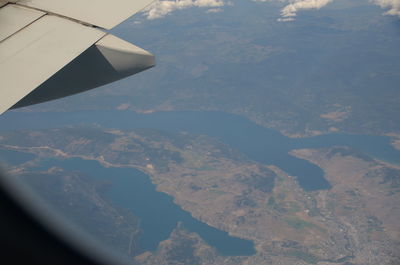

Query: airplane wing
left=0, top=0, right=155, bottom=114
left=15, top=0, right=155, bottom=30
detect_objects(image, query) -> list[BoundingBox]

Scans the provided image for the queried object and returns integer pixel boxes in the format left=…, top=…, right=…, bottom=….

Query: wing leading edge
left=16, top=0, right=155, bottom=30
left=0, top=0, right=155, bottom=114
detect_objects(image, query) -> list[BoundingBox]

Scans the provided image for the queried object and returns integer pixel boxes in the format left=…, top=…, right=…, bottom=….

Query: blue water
left=36, top=157, right=255, bottom=256
left=1, top=110, right=400, bottom=256
left=0, top=148, right=35, bottom=166
left=1, top=110, right=399, bottom=190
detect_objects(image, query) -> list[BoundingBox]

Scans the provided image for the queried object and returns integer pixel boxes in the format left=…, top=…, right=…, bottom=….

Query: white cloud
left=277, top=0, right=400, bottom=21
left=277, top=16, right=294, bottom=22
left=279, top=0, right=333, bottom=20
left=142, top=0, right=400, bottom=21
left=206, top=7, right=223, bottom=13
left=374, top=0, right=400, bottom=16
left=143, top=0, right=225, bottom=19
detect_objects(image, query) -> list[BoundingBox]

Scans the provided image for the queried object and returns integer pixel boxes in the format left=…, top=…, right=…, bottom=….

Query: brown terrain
left=0, top=127, right=399, bottom=264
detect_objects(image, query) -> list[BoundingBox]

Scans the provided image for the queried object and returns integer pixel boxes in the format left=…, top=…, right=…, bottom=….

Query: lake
left=1, top=110, right=399, bottom=255
left=35, top=157, right=255, bottom=256
left=1, top=110, right=399, bottom=189
left=0, top=148, right=35, bottom=166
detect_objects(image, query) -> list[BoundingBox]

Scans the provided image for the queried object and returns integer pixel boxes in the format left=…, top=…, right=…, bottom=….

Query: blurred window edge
left=0, top=166, right=131, bottom=265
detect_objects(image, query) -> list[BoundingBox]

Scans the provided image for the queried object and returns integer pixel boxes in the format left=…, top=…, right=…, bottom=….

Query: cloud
left=142, top=0, right=400, bottom=21
left=277, top=0, right=400, bottom=21
left=206, top=7, right=223, bottom=13
left=277, top=16, right=295, bottom=22
left=374, top=0, right=400, bottom=16
left=279, top=0, right=333, bottom=20
left=143, top=0, right=225, bottom=19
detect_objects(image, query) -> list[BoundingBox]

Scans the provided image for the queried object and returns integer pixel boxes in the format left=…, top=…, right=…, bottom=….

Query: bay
left=36, top=157, right=255, bottom=256
left=0, top=148, right=35, bottom=166
left=1, top=110, right=399, bottom=190
left=1, top=110, right=400, bottom=256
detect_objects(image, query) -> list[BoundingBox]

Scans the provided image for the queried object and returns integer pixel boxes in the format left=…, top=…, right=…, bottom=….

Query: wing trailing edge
left=0, top=1, right=155, bottom=114
left=0, top=15, right=106, bottom=114
left=11, top=34, right=155, bottom=109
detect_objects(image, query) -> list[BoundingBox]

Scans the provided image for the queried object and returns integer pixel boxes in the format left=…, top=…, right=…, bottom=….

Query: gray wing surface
left=16, top=0, right=155, bottom=30
left=0, top=0, right=155, bottom=114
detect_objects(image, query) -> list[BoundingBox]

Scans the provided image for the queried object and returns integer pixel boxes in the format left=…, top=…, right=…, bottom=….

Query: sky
left=141, top=0, right=400, bottom=21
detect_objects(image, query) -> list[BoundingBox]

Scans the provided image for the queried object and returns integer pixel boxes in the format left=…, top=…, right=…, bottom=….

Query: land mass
left=16, top=0, right=400, bottom=138
left=1, top=125, right=399, bottom=264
